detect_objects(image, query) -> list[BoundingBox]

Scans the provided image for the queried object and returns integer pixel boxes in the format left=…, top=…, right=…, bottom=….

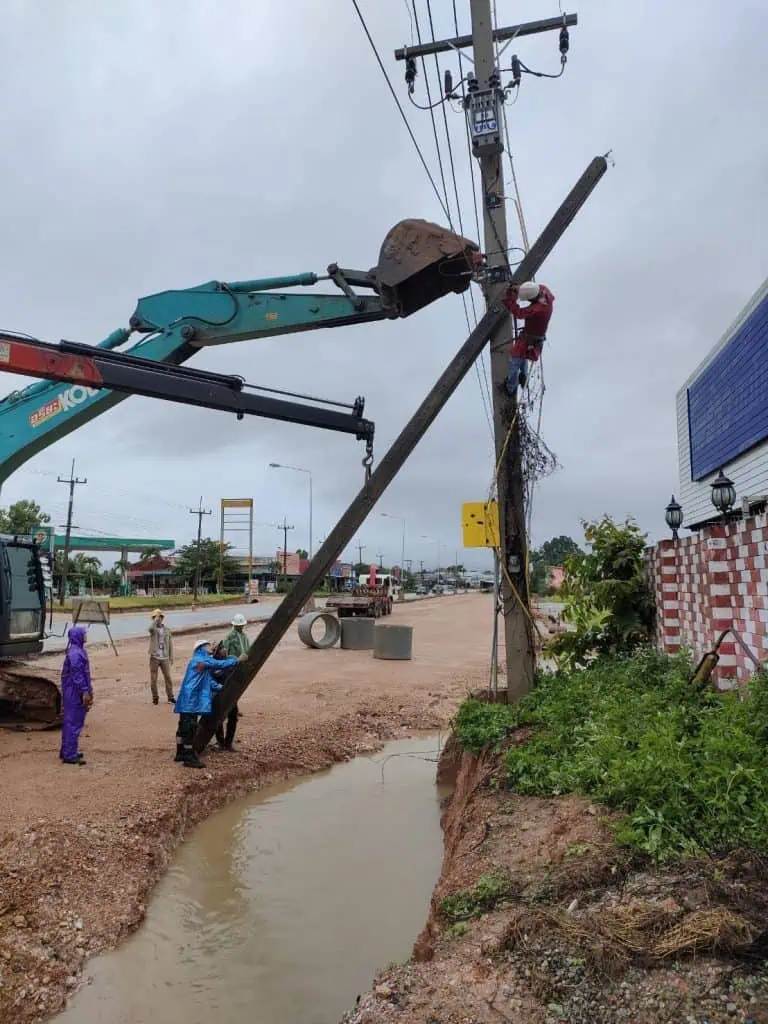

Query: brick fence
left=645, top=513, right=768, bottom=688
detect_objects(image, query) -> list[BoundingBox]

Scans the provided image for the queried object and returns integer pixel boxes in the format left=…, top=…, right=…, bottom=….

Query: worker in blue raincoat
left=173, top=639, right=241, bottom=769
left=59, top=626, right=93, bottom=765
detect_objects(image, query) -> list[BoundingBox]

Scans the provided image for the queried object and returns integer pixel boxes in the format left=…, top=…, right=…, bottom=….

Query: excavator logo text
left=29, top=384, right=100, bottom=429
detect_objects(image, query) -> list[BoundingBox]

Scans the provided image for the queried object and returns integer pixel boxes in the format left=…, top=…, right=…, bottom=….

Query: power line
left=349, top=0, right=451, bottom=222
left=415, top=0, right=494, bottom=438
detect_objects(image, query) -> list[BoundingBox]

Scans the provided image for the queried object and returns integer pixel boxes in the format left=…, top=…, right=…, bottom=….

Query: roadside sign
left=71, top=597, right=111, bottom=624
left=462, top=501, right=500, bottom=548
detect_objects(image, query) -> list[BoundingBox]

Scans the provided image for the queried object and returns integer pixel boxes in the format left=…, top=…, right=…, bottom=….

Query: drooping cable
left=349, top=0, right=451, bottom=222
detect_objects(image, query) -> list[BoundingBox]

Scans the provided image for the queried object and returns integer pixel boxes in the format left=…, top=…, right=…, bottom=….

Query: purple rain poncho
left=59, top=626, right=92, bottom=763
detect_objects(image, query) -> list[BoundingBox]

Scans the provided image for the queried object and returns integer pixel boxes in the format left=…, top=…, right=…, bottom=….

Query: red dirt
left=0, top=595, right=493, bottom=1023
left=345, top=743, right=768, bottom=1024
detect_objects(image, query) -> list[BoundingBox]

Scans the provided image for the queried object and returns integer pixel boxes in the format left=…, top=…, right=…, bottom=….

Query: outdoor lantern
left=665, top=495, right=683, bottom=540
left=710, top=469, right=736, bottom=517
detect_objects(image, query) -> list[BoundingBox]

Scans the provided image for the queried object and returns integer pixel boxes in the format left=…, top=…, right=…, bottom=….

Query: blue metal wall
left=688, top=293, right=768, bottom=481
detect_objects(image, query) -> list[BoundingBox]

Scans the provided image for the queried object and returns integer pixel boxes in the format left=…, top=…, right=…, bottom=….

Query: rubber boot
left=183, top=745, right=205, bottom=769
left=174, top=740, right=184, bottom=763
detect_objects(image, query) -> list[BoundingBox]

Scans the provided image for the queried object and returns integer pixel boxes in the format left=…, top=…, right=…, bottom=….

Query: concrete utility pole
left=280, top=518, right=295, bottom=580
left=470, top=0, right=534, bottom=699
left=57, top=459, right=86, bottom=604
left=395, top=6, right=578, bottom=699
left=189, top=498, right=212, bottom=602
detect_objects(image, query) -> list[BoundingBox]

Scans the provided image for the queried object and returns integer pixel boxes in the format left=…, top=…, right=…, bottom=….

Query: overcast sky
left=0, top=0, right=765, bottom=570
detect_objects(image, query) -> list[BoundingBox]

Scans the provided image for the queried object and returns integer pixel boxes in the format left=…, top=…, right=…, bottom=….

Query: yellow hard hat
left=152, top=608, right=164, bottom=618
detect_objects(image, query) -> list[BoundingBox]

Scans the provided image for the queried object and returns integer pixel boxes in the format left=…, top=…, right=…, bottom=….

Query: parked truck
left=326, top=573, right=399, bottom=618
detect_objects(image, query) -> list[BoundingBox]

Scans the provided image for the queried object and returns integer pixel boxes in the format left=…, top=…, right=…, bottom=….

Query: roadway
left=42, top=592, right=436, bottom=653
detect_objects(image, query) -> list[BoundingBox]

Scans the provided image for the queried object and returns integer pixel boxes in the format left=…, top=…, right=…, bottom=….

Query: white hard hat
left=517, top=281, right=540, bottom=302
left=231, top=613, right=247, bottom=627
left=193, top=639, right=211, bottom=652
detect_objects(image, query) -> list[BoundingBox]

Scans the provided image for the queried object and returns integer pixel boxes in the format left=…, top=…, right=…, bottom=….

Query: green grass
left=107, top=593, right=247, bottom=611
left=440, top=872, right=517, bottom=922
left=454, top=650, right=768, bottom=861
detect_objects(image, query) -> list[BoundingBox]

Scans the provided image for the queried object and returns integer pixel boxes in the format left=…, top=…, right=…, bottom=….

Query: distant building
left=127, top=555, right=175, bottom=594
left=677, top=276, right=768, bottom=528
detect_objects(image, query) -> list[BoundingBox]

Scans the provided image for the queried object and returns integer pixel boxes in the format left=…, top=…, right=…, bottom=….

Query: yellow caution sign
left=462, top=501, right=500, bottom=548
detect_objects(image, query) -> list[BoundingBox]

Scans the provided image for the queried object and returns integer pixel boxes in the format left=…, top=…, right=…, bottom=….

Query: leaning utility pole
left=470, top=0, right=533, bottom=698
left=57, top=459, right=86, bottom=604
left=193, top=154, right=607, bottom=752
left=189, top=497, right=211, bottom=602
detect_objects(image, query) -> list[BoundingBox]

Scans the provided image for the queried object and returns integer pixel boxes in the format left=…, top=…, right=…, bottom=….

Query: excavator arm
left=0, top=218, right=478, bottom=486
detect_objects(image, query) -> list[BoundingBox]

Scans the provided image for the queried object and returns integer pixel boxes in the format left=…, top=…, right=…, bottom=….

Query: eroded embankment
left=345, top=734, right=768, bottom=1024
left=0, top=701, right=445, bottom=1023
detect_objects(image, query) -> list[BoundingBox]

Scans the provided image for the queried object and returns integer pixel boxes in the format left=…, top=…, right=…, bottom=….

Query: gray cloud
left=0, top=0, right=766, bottom=570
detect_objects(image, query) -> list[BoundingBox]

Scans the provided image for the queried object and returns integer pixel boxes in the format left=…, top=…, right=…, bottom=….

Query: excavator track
left=0, top=661, right=61, bottom=729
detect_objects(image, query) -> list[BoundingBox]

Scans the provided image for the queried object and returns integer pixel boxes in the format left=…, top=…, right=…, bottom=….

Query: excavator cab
left=374, top=218, right=480, bottom=318
left=0, top=537, right=47, bottom=659
left=0, top=538, right=61, bottom=728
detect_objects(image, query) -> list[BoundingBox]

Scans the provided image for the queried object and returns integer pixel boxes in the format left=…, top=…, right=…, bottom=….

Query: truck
left=326, top=574, right=399, bottom=618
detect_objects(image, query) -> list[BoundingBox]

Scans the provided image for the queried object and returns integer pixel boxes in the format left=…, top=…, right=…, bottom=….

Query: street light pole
left=268, top=463, right=313, bottom=557
left=381, top=512, right=406, bottom=599
left=421, top=535, right=442, bottom=585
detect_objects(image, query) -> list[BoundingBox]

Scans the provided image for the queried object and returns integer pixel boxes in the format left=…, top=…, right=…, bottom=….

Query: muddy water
left=57, top=736, right=447, bottom=1024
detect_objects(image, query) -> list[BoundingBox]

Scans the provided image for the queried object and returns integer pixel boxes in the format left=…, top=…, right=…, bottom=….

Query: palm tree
left=139, top=546, right=163, bottom=564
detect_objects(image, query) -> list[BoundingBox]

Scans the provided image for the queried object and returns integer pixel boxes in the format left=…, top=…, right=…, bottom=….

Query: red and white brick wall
left=646, top=513, right=768, bottom=688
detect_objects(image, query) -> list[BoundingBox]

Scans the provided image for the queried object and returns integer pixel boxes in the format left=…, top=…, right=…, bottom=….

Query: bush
left=549, top=516, right=654, bottom=671
left=455, top=652, right=768, bottom=861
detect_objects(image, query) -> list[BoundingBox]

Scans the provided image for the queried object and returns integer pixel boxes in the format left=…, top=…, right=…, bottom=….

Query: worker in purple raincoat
left=59, top=626, right=93, bottom=766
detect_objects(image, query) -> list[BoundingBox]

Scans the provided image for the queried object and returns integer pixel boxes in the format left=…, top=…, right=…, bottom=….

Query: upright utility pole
left=356, top=541, right=366, bottom=568
left=189, top=498, right=212, bottom=602
left=470, top=0, right=534, bottom=699
left=57, top=459, right=86, bottom=604
left=280, top=518, right=295, bottom=580
left=394, top=8, right=578, bottom=698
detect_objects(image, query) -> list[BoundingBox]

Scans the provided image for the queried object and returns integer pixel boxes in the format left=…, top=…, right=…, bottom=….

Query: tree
left=139, top=546, right=163, bottom=563
left=530, top=535, right=582, bottom=593
left=0, top=499, right=50, bottom=535
left=296, top=549, right=308, bottom=559
left=172, top=538, right=240, bottom=588
left=549, top=516, right=654, bottom=671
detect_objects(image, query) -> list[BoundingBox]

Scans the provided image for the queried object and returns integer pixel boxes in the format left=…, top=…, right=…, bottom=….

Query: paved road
left=43, top=601, right=282, bottom=654
left=41, top=592, right=439, bottom=654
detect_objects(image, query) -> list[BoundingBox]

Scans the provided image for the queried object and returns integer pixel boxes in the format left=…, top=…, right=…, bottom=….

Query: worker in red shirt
left=502, top=281, right=555, bottom=395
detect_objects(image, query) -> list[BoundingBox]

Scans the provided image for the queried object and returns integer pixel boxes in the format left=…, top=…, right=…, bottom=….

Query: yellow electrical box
left=462, top=501, right=500, bottom=548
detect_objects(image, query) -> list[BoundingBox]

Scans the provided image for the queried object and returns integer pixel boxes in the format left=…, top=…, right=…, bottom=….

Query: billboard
left=688, top=292, right=768, bottom=481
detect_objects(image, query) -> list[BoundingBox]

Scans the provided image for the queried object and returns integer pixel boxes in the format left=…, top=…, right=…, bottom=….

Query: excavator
left=0, top=218, right=479, bottom=727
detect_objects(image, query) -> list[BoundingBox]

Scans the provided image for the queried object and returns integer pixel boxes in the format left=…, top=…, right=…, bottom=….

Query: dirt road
left=0, top=594, right=493, bottom=1023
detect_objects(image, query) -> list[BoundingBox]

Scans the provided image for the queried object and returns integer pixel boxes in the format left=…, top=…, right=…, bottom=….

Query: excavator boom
left=0, top=219, right=477, bottom=487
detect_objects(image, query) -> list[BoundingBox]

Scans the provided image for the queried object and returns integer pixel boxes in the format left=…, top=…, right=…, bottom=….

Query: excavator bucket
left=374, top=219, right=480, bottom=318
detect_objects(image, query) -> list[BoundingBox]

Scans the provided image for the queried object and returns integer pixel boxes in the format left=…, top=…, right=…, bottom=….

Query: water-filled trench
left=56, top=735, right=448, bottom=1024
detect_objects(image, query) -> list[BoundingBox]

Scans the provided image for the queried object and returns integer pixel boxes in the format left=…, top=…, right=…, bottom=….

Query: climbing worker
left=148, top=608, right=175, bottom=706
left=173, top=639, right=243, bottom=769
left=215, top=613, right=250, bottom=751
left=59, top=626, right=93, bottom=766
left=502, top=281, right=555, bottom=394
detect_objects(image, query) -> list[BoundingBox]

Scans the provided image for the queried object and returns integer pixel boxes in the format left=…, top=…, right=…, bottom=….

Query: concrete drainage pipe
left=298, top=611, right=341, bottom=649
left=373, top=624, right=413, bottom=661
left=341, top=617, right=376, bottom=650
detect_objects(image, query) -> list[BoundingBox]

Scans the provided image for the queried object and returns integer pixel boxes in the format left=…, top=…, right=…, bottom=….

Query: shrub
left=549, top=516, right=654, bottom=671
left=455, top=652, right=768, bottom=861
